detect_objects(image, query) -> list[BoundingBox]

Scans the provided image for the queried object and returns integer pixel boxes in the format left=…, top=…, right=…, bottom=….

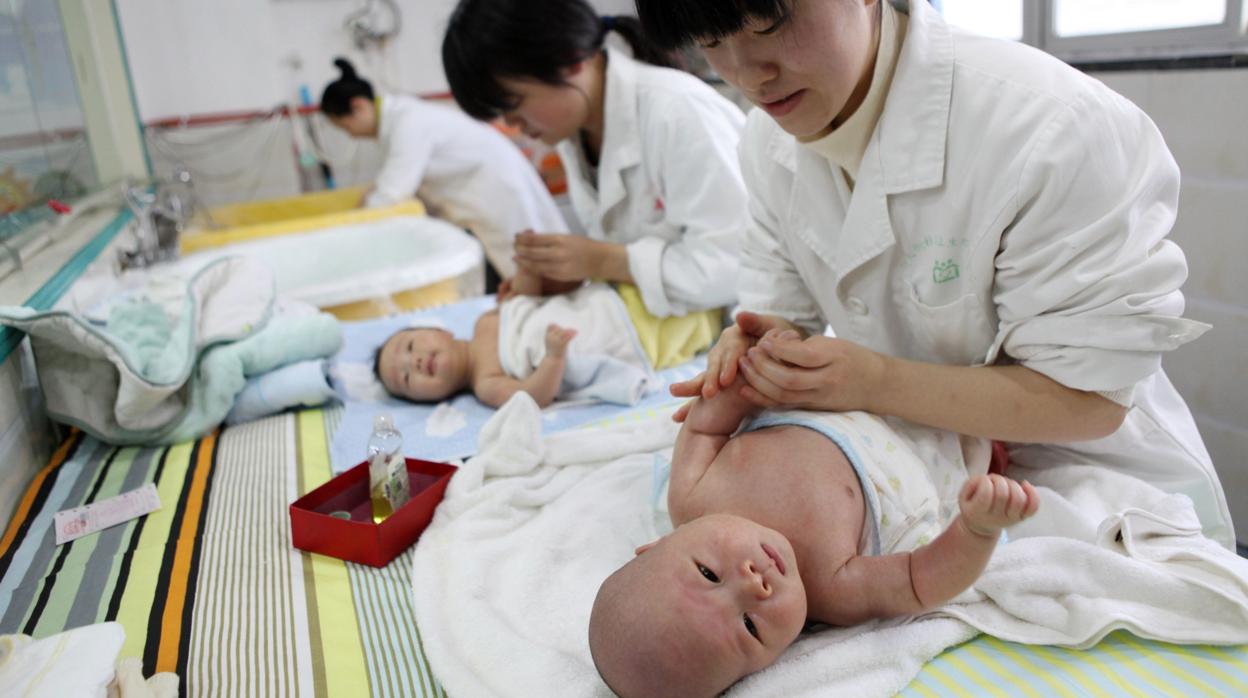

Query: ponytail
left=443, top=0, right=674, bottom=120
left=320, top=57, right=374, bottom=117
left=599, top=15, right=675, bottom=70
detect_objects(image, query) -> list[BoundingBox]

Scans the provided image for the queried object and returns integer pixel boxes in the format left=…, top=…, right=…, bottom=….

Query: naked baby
left=588, top=374, right=1039, bottom=697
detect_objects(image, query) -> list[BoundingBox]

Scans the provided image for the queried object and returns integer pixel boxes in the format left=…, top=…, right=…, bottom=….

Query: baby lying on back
left=374, top=283, right=670, bottom=408
left=375, top=310, right=575, bottom=408
left=589, top=365, right=1039, bottom=697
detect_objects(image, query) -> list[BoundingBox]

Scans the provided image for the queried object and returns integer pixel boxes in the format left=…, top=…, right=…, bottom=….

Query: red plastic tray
left=290, top=457, right=456, bottom=567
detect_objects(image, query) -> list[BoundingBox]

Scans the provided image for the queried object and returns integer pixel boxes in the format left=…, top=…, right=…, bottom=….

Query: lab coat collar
left=779, top=0, right=954, bottom=282
left=876, top=0, right=953, bottom=194
left=766, top=0, right=953, bottom=193
left=595, top=48, right=643, bottom=217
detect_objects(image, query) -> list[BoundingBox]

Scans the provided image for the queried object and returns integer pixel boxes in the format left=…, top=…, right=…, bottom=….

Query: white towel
left=939, top=461, right=1248, bottom=647
left=498, top=284, right=656, bottom=405
left=0, top=622, right=124, bottom=697
left=411, top=396, right=1248, bottom=698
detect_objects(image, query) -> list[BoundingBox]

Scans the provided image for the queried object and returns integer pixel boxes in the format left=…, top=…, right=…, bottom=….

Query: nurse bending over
left=442, top=0, right=748, bottom=321
left=635, top=0, right=1234, bottom=546
left=320, top=58, right=568, bottom=282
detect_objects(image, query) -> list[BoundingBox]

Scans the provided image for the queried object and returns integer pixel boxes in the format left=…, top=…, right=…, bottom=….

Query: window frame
left=1037, top=0, right=1248, bottom=63
left=941, top=0, right=1248, bottom=64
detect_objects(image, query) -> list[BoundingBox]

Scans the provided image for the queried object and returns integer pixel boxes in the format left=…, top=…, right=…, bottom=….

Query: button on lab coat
left=557, top=50, right=747, bottom=318
left=368, top=94, right=568, bottom=278
left=737, top=0, right=1233, bottom=546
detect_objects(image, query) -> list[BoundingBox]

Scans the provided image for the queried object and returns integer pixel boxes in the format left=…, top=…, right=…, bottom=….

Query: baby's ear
left=634, top=540, right=660, bottom=556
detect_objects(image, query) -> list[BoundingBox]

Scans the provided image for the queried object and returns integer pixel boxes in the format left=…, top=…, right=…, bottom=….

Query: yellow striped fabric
left=4, top=404, right=1246, bottom=697
left=0, top=408, right=449, bottom=697
left=901, top=632, right=1248, bottom=697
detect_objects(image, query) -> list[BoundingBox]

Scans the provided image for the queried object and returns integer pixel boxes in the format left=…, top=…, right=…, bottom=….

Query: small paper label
left=54, top=483, right=162, bottom=545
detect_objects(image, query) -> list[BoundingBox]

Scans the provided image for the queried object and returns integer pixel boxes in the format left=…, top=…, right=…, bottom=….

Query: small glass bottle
left=367, top=414, right=410, bottom=523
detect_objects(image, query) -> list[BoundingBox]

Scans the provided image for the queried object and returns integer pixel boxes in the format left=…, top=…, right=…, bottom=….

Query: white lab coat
left=368, top=94, right=568, bottom=278
left=737, top=0, right=1234, bottom=546
left=557, top=50, right=747, bottom=318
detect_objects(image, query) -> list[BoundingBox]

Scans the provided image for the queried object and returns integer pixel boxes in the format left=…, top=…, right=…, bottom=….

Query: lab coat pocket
left=901, top=285, right=996, bottom=366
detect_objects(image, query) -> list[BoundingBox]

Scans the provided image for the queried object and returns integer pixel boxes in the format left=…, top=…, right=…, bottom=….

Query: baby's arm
left=669, top=377, right=761, bottom=508
left=817, top=474, right=1039, bottom=625
left=472, top=318, right=576, bottom=408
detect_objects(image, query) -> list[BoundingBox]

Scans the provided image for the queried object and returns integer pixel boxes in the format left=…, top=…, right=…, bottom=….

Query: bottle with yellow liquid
left=367, top=414, right=410, bottom=523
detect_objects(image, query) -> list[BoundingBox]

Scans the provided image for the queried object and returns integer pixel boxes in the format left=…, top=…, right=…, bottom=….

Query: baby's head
left=588, top=513, right=808, bottom=697
left=374, top=327, right=470, bottom=402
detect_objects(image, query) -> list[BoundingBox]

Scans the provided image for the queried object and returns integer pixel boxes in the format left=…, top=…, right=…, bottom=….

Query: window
left=1054, top=0, right=1227, bottom=38
left=934, top=0, right=1247, bottom=63
left=937, top=0, right=1024, bottom=41
left=0, top=1, right=97, bottom=246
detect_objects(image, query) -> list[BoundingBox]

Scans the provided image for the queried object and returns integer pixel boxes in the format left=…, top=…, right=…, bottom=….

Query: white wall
left=122, top=0, right=634, bottom=205
left=117, top=0, right=632, bottom=121
left=1091, top=68, right=1248, bottom=545
left=116, top=0, right=457, bottom=120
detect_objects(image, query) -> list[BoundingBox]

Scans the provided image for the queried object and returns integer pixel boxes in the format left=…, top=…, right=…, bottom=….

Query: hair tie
left=601, top=15, right=615, bottom=32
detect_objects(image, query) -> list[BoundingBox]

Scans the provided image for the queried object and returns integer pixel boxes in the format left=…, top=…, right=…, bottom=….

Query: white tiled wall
left=1092, top=68, right=1248, bottom=545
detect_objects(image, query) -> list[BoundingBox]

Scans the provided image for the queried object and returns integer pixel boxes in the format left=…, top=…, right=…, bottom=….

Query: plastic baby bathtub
left=179, top=188, right=484, bottom=320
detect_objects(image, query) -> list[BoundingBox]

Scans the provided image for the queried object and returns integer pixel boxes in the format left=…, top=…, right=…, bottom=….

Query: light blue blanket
left=328, top=296, right=703, bottom=472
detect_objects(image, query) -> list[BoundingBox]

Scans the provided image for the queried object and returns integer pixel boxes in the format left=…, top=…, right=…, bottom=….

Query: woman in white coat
left=320, top=58, right=568, bottom=284
left=637, top=0, right=1234, bottom=547
left=441, top=0, right=747, bottom=320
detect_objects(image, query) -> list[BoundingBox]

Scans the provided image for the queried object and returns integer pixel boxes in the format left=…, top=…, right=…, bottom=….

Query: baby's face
left=377, top=328, right=465, bottom=402
left=644, top=514, right=808, bottom=687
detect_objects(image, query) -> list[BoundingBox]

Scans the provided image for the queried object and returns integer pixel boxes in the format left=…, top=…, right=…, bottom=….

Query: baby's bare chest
left=697, top=426, right=866, bottom=564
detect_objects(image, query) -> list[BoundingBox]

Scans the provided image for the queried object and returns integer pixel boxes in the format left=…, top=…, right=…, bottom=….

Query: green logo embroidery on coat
left=932, top=259, right=960, bottom=284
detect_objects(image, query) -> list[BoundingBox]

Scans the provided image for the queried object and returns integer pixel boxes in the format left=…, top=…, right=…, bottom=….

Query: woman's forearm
left=592, top=241, right=633, bottom=283
left=871, top=359, right=1127, bottom=443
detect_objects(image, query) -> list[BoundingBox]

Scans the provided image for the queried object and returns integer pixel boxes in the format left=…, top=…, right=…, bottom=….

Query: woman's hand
left=669, top=312, right=802, bottom=417
left=736, top=332, right=890, bottom=413
left=513, top=230, right=609, bottom=282
left=497, top=267, right=545, bottom=304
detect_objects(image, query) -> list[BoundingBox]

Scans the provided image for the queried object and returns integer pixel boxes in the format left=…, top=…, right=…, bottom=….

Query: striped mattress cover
left=1, top=405, right=1245, bottom=696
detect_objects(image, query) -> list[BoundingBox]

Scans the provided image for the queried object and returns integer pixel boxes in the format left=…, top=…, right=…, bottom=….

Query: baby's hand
left=544, top=324, right=577, bottom=358
left=958, top=474, right=1039, bottom=538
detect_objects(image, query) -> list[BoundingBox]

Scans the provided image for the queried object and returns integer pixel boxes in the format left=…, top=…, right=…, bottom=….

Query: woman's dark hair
left=320, top=57, right=374, bottom=117
left=635, top=0, right=790, bottom=50
left=443, top=0, right=675, bottom=120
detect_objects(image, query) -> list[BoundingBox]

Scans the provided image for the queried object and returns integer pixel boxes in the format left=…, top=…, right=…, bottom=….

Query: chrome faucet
left=119, top=172, right=195, bottom=270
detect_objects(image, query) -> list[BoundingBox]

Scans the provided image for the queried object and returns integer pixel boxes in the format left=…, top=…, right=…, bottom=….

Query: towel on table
left=499, top=284, right=656, bottom=406
left=411, top=395, right=1248, bottom=698
left=0, top=622, right=123, bottom=697
left=0, top=257, right=342, bottom=445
